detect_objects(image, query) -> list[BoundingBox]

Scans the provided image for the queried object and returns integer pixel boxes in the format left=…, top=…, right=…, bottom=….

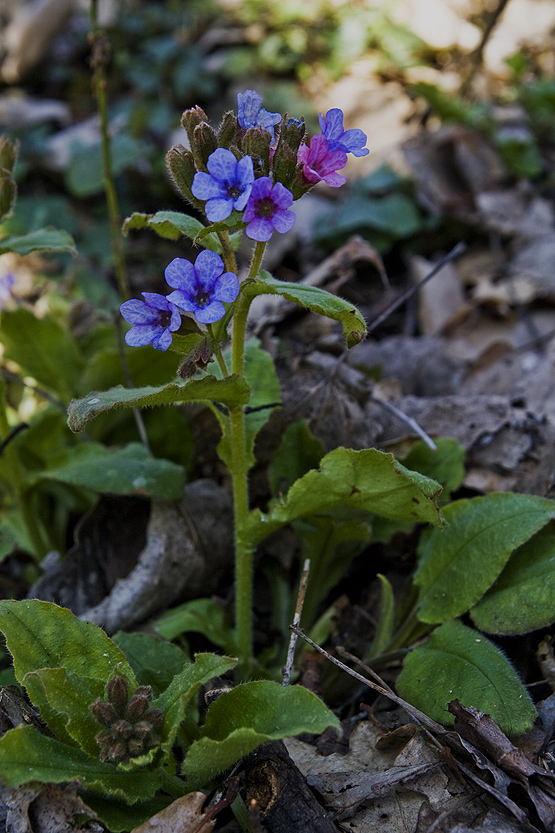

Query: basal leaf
left=471, top=523, right=555, bottom=636
left=267, top=419, right=325, bottom=496
left=246, top=447, right=443, bottom=546
left=243, top=272, right=367, bottom=348
left=0, top=228, right=77, bottom=256
left=152, top=598, right=238, bottom=655
left=415, top=493, right=555, bottom=624
left=122, top=210, right=223, bottom=254
left=112, top=632, right=188, bottom=695
left=38, top=442, right=185, bottom=501
left=0, top=308, right=84, bottom=402
left=67, top=374, right=250, bottom=432
left=400, top=437, right=466, bottom=501
left=396, top=619, right=537, bottom=735
left=0, top=600, right=135, bottom=740
left=182, top=681, right=340, bottom=789
left=0, top=724, right=164, bottom=803
left=152, top=653, right=237, bottom=753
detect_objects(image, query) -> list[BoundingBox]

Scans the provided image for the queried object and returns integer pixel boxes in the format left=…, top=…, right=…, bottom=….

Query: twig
left=369, top=395, right=437, bottom=451
left=366, top=242, right=467, bottom=336
left=282, top=559, right=311, bottom=686
left=459, top=0, right=512, bottom=96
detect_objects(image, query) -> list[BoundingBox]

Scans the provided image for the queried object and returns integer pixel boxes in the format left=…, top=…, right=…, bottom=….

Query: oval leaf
left=243, top=272, right=366, bottom=348
left=182, top=680, right=340, bottom=789
left=415, top=493, right=555, bottom=624
left=122, top=210, right=223, bottom=254
left=396, top=619, right=537, bottom=736
left=471, top=523, right=555, bottom=636
left=0, top=227, right=77, bottom=256
left=39, top=442, right=186, bottom=501
left=246, top=447, right=443, bottom=546
left=67, top=374, right=250, bottom=432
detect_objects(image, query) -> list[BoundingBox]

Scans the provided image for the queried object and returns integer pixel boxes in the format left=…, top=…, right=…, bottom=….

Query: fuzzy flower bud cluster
left=90, top=675, right=164, bottom=765
left=122, top=91, right=368, bottom=350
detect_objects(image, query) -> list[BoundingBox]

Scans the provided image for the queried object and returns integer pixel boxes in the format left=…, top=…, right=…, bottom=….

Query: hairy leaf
left=153, top=599, right=238, bottom=655
left=122, top=210, right=223, bottom=254
left=0, top=228, right=76, bottom=256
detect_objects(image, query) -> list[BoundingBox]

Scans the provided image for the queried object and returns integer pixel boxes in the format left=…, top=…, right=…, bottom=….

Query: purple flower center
left=257, top=197, right=277, bottom=219
left=227, top=183, right=243, bottom=200
left=158, top=310, right=173, bottom=328
left=195, top=290, right=211, bottom=308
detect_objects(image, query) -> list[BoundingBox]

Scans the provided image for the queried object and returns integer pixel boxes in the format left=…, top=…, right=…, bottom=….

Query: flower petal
left=320, top=108, right=344, bottom=142
left=120, top=299, right=158, bottom=325
left=167, top=290, right=196, bottom=312
left=165, top=258, right=195, bottom=292
left=236, top=154, right=255, bottom=189
left=195, top=300, right=226, bottom=324
left=151, top=328, right=173, bottom=351
left=142, top=291, right=172, bottom=311
left=323, top=171, right=346, bottom=187
left=194, top=249, right=225, bottom=290
left=125, top=324, right=162, bottom=347
left=238, top=90, right=263, bottom=128
left=270, top=181, right=294, bottom=209
left=205, top=197, right=233, bottom=222
left=339, top=128, right=369, bottom=156
left=169, top=305, right=182, bottom=331
left=212, top=271, right=240, bottom=303
left=246, top=217, right=273, bottom=242
left=191, top=171, right=225, bottom=200
left=272, top=208, right=296, bottom=234
left=206, top=148, right=238, bottom=184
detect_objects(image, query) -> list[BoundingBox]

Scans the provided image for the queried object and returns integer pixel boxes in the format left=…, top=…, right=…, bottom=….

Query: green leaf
left=153, top=653, right=237, bottom=753
left=122, top=210, right=224, bottom=254
left=471, top=523, right=555, bottom=636
left=369, top=574, right=395, bottom=659
left=67, top=374, right=250, bottom=433
left=152, top=598, right=238, bottom=655
left=183, top=681, right=340, bottom=789
left=0, top=724, right=164, bottom=803
left=66, top=135, right=149, bottom=198
left=0, top=308, right=84, bottom=401
left=82, top=794, right=174, bottom=833
left=246, top=447, right=443, bottom=546
left=243, top=273, right=367, bottom=348
left=0, top=227, right=77, bottom=256
left=415, top=493, right=555, bottom=624
left=210, top=339, right=280, bottom=470
left=268, top=419, right=325, bottom=496
left=38, top=442, right=186, bottom=501
left=0, top=167, right=16, bottom=221
left=0, top=600, right=135, bottom=741
left=112, top=632, right=188, bottom=695
left=399, top=438, right=466, bottom=501
left=396, top=619, right=537, bottom=735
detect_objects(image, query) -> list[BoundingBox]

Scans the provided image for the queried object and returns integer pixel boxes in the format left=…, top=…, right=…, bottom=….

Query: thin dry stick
left=282, top=559, right=311, bottom=686
left=369, top=396, right=437, bottom=451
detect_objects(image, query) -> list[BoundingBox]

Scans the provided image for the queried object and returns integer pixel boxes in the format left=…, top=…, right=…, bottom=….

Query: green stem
left=0, top=377, right=47, bottom=559
left=206, top=324, right=229, bottom=377
left=229, top=241, right=267, bottom=673
left=217, top=230, right=238, bottom=275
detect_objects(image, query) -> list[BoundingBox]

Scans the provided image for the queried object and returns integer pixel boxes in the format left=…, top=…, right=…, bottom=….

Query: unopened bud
left=218, top=111, right=239, bottom=148
left=0, top=135, right=17, bottom=173
left=193, top=122, right=218, bottom=167
left=243, top=127, right=271, bottom=176
left=106, top=741, right=127, bottom=762
left=90, top=699, right=117, bottom=726
left=272, top=141, right=299, bottom=191
left=0, top=170, right=16, bottom=221
left=145, top=708, right=164, bottom=728
left=181, top=106, right=209, bottom=145
left=112, top=719, right=133, bottom=739
left=106, top=676, right=128, bottom=716
left=125, top=693, right=149, bottom=721
left=166, top=145, right=198, bottom=205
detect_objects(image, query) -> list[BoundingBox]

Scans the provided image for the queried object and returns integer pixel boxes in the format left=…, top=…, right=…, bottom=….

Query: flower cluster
left=122, top=92, right=368, bottom=350
left=90, top=675, right=164, bottom=765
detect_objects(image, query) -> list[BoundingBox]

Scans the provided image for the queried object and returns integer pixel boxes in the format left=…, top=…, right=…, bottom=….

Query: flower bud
left=132, top=720, right=152, bottom=739
left=272, top=141, right=299, bottom=192
left=112, top=719, right=133, bottom=739
left=242, top=127, right=271, bottom=176
left=218, top=111, right=239, bottom=148
left=105, top=741, right=127, bottom=763
left=145, top=708, right=164, bottom=728
left=106, top=676, right=129, bottom=716
left=181, top=106, right=209, bottom=145
left=193, top=122, right=218, bottom=167
left=90, top=699, right=117, bottom=726
left=0, top=171, right=16, bottom=222
left=0, top=135, right=17, bottom=173
left=125, top=692, right=150, bottom=721
left=166, top=145, right=198, bottom=206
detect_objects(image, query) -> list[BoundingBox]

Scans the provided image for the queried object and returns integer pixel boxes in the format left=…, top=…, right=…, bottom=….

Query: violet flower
left=237, top=90, right=281, bottom=141
left=191, top=148, right=255, bottom=222
left=243, top=177, right=296, bottom=242
left=165, top=250, right=239, bottom=324
left=297, top=135, right=348, bottom=187
left=120, top=293, right=181, bottom=351
left=318, top=108, right=369, bottom=157
left=0, top=272, right=15, bottom=309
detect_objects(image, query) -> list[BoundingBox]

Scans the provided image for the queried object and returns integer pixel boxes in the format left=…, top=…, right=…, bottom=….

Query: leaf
left=0, top=724, right=164, bottom=803
left=112, top=632, right=188, bottom=695
left=399, top=438, right=466, bottom=501
left=66, top=135, right=149, bottom=198
left=182, top=681, right=340, bottom=789
left=470, top=523, right=555, bottom=636
left=67, top=374, right=250, bottom=433
left=0, top=227, right=77, bottom=256
left=243, top=272, right=367, bottom=348
left=210, top=339, right=280, bottom=470
left=0, top=600, right=135, bottom=741
left=414, top=493, right=555, bottom=624
left=267, top=419, right=325, bottom=496
left=38, top=442, right=186, bottom=501
left=368, top=574, right=395, bottom=659
left=396, top=619, right=537, bottom=735
left=246, top=447, right=443, bottom=546
left=152, top=653, right=237, bottom=754
left=122, top=211, right=223, bottom=254
left=0, top=308, right=84, bottom=401
left=152, top=599, right=238, bottom=655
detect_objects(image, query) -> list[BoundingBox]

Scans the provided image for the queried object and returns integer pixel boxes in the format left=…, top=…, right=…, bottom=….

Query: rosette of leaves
left=0, top=600, right=339, bottom=832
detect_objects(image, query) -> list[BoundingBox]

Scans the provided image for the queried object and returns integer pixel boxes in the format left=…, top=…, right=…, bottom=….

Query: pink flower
left=297, top=135, right=348, bottom=187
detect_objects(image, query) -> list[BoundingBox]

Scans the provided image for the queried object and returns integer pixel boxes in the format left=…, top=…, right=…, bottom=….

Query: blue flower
left=243, top=177, right=296, bottom=242
left=237, top=90, right=281, bottom=141
left=0, top=272, right=15, bottom=309
left=318, top=109, right=369, bottom=157
left=120, top=293, right=181, bottom=351
left=191, top=148, right=255, bottom=223
left=165, top=250, right=240, bottom=324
